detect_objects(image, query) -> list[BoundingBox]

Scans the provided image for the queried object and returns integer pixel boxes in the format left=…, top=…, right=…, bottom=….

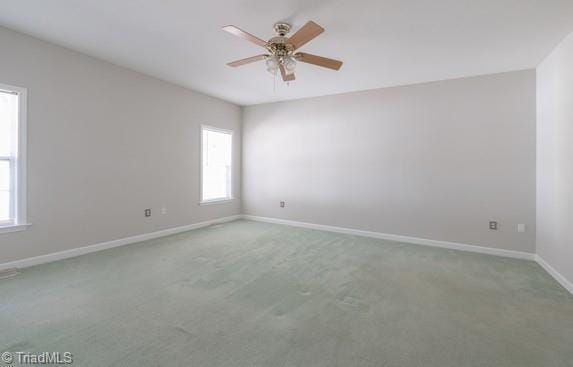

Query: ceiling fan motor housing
left=268, top=23, right=295, bottom=58
left=267, top=38, right=294, bottom=58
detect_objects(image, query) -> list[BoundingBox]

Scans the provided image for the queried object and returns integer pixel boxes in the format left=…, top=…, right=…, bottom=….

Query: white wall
left=537, top=31, right=573, bottom=286
left=243, top=71, right=536, bottom=253
left=0, top=24, right=542, bottom=265
left=0, top=26, right=241, bottom=264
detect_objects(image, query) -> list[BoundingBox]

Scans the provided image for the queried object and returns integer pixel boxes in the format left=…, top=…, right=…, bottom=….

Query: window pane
left=0, top=160, right=10, bottom=221
left=202, top=128, right=232, bottom=201
left=0, top=191, right=9, bottom=222
left=0, top=91, right=18, bottom=157
left=202, top=166, right=228, bottom=200
left=0, top=160, right=9, bottom=191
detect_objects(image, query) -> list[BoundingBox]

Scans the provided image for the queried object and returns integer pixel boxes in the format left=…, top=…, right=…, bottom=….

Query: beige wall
left=537, top=31, right=573, bottom=285
left=0, top=27, right=241, bottom=264
left=243, top=71, right=536, bottom=253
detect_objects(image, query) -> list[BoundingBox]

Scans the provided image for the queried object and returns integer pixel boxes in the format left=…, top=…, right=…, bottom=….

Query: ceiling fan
left=223, top=21, right=343, bottom=82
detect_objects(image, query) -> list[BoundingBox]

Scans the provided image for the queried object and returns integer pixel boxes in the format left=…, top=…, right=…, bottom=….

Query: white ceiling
left=1, top=0, right=572, bottom=106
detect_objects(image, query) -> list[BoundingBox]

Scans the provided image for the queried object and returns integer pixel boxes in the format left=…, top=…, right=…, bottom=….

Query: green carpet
left=1, top=220, right=572, bottom=367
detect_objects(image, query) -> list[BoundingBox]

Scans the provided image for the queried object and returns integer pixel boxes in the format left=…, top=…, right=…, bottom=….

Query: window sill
left=0, top=223, right=31, bottom=234
left=199, top=198, right=235, bottom=206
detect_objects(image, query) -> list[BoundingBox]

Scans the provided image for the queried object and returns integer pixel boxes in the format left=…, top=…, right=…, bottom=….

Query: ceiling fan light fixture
left=265, top=55, right=279, bottom=75
left=284, top=56, right=297, bottom=73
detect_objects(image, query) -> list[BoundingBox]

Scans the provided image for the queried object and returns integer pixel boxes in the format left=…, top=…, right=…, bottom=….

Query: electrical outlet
left=517, top=224, right=526, bottom=233
left=144, top=209, right=152, bottom=217
left=161, top=207, right=167, bottom=215
left=280, top=201, right=285, bottom=208
left=489, top=221, right=498, bottom=230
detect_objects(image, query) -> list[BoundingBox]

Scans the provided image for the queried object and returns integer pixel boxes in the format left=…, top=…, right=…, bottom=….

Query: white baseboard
left=242, top=215, right=536, bottom=261
left=535, top=255, right=573, bottom=294
left=6, top=213, right=571, bottom=296
left=244, top=215, right=573, bottom=294
left=0, top=215, right=241, bottom=271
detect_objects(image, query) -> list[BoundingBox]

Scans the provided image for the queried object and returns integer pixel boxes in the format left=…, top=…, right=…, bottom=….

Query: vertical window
left=0, top=83, right=27, bottom=231
left=201, top=126, right=233, bottom=203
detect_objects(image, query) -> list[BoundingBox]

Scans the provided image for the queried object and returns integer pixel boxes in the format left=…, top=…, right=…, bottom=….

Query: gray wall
left=0, top=27, right=241, bottom=264
left=243, top=71, right=536, bottom=253
left=537, top=31, right=573, bottom=284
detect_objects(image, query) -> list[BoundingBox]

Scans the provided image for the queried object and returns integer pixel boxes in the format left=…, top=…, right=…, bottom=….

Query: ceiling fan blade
left=222, top=25, right=268, bottom=47
left=287, top=21, right=324, bottom=50
left=279, top=64, right=295, bottom=82
left=227, top=54, right=269, bottom=67
left=295, top=52, right=343, bottom=70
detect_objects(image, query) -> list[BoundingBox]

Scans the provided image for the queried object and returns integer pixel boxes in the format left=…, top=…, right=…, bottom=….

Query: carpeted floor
left=1, top=219, right=572, bottom=367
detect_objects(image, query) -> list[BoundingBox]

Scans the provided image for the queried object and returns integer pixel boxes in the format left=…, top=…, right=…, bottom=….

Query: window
left=200, top=126, right=233, bottom=204
left=0, top=83, right=27, bottom=232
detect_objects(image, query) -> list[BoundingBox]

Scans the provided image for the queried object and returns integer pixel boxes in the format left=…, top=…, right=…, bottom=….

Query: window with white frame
left=0, top=83, right=26, bottom=229
left=201, top=126, right=233, bottom=203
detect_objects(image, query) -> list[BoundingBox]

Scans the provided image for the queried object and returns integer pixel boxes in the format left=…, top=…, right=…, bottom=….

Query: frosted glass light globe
left=284, top=56, right=297, bottom=73
left=265, top=56, right=279, bottom=75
